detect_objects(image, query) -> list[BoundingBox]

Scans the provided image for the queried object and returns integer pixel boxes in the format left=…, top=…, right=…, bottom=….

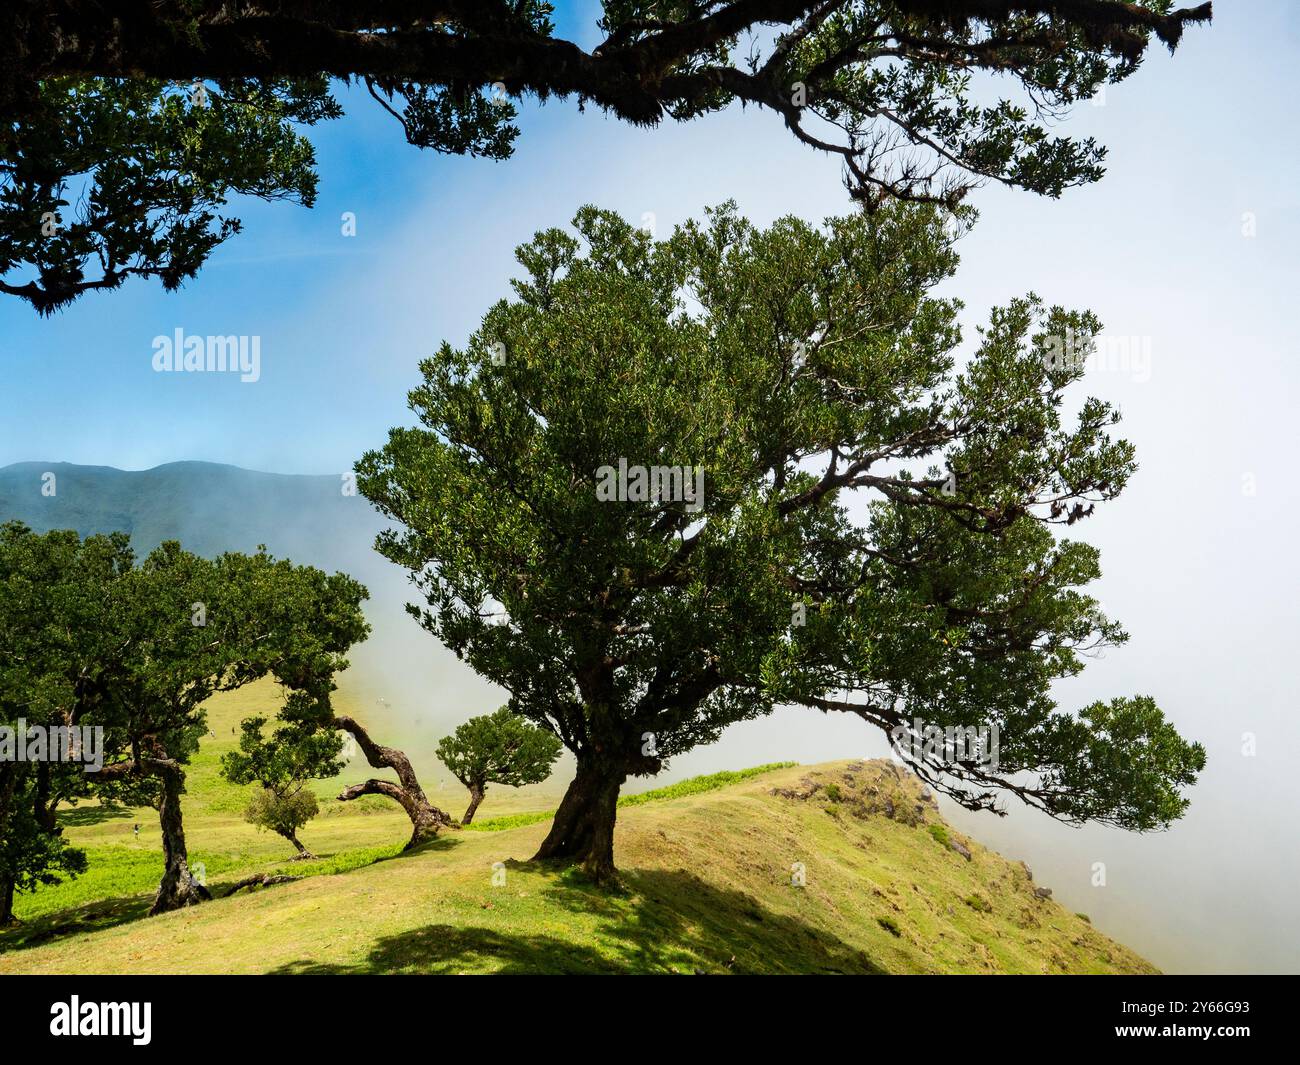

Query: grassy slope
left=0, top=685, right=1155, bottom=975
left=0, top=681, right=556, bottom=932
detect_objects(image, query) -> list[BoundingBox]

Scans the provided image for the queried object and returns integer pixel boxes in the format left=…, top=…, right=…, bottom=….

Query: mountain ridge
left=1, top=459, right=346, bottom=479
left=0, top=458, right=383, bottom=571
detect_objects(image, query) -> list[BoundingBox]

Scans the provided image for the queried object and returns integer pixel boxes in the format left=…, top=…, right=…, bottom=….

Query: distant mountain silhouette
left=0, top=461, right=384, bottom=575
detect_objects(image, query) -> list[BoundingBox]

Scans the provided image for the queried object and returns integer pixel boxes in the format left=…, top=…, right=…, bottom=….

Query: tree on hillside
left=222, top=717, right=345, bottom=858
left=327, top=724, right=457, bottom=849
left=436, top=707, right=563, bottom=824
left=1, top=1, right=1210, bottom=312
left=91, top=544, right=381, bottom=911
left=356, top=201, right=1205, bottom=882
left=244, top=789, right=320, bottom=860
left=0, top=523, right=437, bottom=914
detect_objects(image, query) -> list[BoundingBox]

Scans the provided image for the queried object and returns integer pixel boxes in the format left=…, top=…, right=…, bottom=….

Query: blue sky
left=1, top=1, right=1298, bottom=972
left=1, top=2, right=1295, bottom=481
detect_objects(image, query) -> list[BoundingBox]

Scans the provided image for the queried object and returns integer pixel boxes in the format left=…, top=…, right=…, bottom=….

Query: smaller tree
left=243, top=788, right=320, bottom=860
left=436, top=708, right=562, bottom=825
left=222, top=712, right=344, bottom=859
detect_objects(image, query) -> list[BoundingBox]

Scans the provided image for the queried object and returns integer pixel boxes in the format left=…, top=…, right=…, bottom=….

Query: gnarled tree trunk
left=149, top=761, right=211, bottom=915
left=461, top=783, right=486, bottom=825
left=279, top=829, right=315, bottom=860
left=334, top=715, right=453, bottom=848
left=532, top=753, right=628, bottom=885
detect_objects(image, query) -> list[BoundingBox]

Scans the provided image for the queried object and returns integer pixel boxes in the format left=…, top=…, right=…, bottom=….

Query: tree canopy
left=356, top=199, right=1205, bottom=881
left=0, top=1, right=1211, bottom=312
left=436, top=706, right=563, bottom=823
left=0, top=524, right=130, bottom=923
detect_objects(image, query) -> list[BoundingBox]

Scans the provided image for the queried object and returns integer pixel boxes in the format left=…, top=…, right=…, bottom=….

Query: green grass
left=465, top=810, right=554, bottom=831
left=0, top=681, right=1156, bottom=975
left=467, top=762, right=798, bottom=832
left=2, top=684, right=792, bottom=934
left=619, top=763, right=797, bottom=806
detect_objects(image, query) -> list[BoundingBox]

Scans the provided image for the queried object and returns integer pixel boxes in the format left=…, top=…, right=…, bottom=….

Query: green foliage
left=1, top=4, right=1210, bottom=310
left=222, top=714, right=345, bottom=845
left=435, top=707, right=562, bottom=792
left=358, top=200, right=1203, bottom=835
left=0, top=77, right=336, bottom=314
left=823, top=783, right=843, bottom=803
left=0, top=523, right=137, bottom=909
left=244, top=787, right=320, bottom=843
left=466, top=763, right=797, bottom=831
left=928, top=824, right=951, bottom=848
left=0, top=790, right=89, bottom=904
left=0, top=521, right=370, bottom=909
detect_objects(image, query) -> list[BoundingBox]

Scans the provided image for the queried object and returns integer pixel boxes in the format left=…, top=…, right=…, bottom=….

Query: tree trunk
left=461, top=783, right=486, bottom=825
left=149, top=763, right=211, bottom=915
left=0, top=764, right=18, bottom=925
left=0, top=876, right=16, bottom=927
left=532, top=753, right=627, bottom=884
left=334, top=715, right=454, bottom=848
left=279, top=829, right=315, bottom=860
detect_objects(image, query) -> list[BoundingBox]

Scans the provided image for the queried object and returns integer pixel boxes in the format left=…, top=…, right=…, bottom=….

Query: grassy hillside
left=0, top=684, right=1154, bottom=975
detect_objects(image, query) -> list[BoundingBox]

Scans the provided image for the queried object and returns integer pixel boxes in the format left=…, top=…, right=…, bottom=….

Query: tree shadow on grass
left=0, top=836, right=462, bottom=956
left=269, top=867, right=884, bottom=974
left=272, top=925, right=627, bottom=975
left=539, top=867, right=885, bottom=974
left=0, top=894, right=153, bottom=954
left=58, top=805, right=136, bottom=827
left=385, top=836, right=462, bottom=859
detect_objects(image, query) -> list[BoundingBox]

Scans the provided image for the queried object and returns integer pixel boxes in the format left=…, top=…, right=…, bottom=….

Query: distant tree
left=0, top=2, right=1211, bottom=312
left=222, top=717, right=345, bottom=858
left=243, top=789, right=321, bottom=859
left=436, top=707, right=562, bottom=824
left=357, top=200, right=1205, bottom=883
